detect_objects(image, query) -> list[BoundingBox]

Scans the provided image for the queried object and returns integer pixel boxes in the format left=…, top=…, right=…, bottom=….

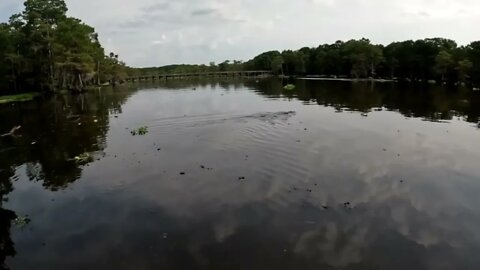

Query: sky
left=1, top=0, right=479, bottom=67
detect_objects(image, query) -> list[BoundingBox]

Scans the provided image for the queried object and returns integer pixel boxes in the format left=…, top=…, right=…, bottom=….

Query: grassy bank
left=0, top=93, right=41, bottom=104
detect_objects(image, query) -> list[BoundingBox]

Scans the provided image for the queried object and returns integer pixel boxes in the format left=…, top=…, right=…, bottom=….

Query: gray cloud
left=191, top=8, right=217, bottom=16
left=145, top=2, right=171, bottom=11
left=419, top=11, right=430, bottom=17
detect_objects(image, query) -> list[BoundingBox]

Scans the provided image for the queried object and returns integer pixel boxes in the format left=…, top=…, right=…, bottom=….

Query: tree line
left=0, top=0, right=127, bottom=94
left=244, top=38, right=480, bottom=85
left=129, top=61, right=245, bottom=76
left=129, top=38, right=480, bottom=87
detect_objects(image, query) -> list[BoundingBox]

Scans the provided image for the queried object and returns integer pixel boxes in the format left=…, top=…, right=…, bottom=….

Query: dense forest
left=245, top=38, right=480, bottom=85
left=0, top=0, right=128, bottom=94
left=138, top=38, right=480, bottom=87
left=1, top=0, right=480, bottom=96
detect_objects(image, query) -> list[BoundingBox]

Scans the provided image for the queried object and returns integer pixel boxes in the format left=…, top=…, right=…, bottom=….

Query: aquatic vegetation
left=131, top=126, right=149, bottom=136
left=283, top=84, right=296, bottom=91
left=74, top=153, right=93, bottom=164
left=13, top=216, right=31, bottom=228
left=0, top=93, right=40, bottom=104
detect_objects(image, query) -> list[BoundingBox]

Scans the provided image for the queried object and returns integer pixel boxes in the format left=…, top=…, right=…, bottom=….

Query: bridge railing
left=125, top=70, right=271, bottom=81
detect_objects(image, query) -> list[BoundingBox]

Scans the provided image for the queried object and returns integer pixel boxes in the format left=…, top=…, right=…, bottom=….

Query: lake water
left=1, top=79, right=480, bottom=270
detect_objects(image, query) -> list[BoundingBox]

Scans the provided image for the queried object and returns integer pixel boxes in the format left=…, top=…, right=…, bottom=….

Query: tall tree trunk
left=97, top=60, right=100, bottom=85
left=77, top=72, right=84, bottom=91
left=47, top=26, right=55, bottom=92
left=11, top=64, right=17, bottom=93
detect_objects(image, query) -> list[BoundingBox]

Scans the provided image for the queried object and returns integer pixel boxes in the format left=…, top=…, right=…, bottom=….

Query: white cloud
left=2, top=0, right=480, bottom=66
left=152, top=34, right=167, bottom=45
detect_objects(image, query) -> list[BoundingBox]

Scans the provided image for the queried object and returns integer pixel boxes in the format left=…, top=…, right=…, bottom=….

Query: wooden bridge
left=125, top=70, right=271, bottom=82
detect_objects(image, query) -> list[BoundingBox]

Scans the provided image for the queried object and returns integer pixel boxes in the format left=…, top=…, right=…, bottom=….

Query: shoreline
left=297, top=77, right=395, bottom=83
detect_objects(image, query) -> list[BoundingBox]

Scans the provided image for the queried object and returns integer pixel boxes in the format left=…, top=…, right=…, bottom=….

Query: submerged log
left=1, top=125, right=21, bottom=137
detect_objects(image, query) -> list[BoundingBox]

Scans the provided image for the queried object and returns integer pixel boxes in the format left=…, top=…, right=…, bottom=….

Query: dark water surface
left=1, top=79, right=480, bottom=270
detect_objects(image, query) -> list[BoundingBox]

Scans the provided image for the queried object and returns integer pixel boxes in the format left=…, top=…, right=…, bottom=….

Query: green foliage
left=343, top=39, right=383, bottom=78
left=131, top=126, right=149, bottom=136
left=127, top=61, right=245, bottom=77
left=13, top=216, right=31, bottom=228
left=282, top=50, right=306, bottom=75
left=242, top=37, right=480, bottom=86
left=245, top=51, right=281, bottom=71
left=467, top=42, right=480, bottom=84
left=110, top=37, right=480, bottom=87
left=457, top=60, right=473, bottom=82
left=0, top=92, right=40, bottom=104
left=0, top=0, right=126, bottom=94
left=271, top=56, right=284, bottom=75
left=23, top=0, right=67, bottom=24
left=434, top=50, right=454, bottom=80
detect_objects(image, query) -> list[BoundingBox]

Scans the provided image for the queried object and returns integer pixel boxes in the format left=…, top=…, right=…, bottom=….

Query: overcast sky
left=1, top=0, right=479, bottom=67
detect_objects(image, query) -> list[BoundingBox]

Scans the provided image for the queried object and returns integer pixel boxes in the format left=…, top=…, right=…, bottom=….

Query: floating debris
left=74, top=153, right=93, bottom=165
left=131, top=126, right=149, bottom=136
left=13, top=216, right=31, bottom=228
